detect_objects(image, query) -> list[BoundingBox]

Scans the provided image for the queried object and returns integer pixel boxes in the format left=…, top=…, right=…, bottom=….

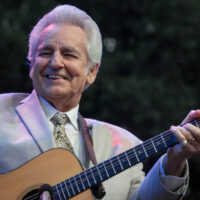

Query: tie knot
left=51, top=113, right=68, bottom=126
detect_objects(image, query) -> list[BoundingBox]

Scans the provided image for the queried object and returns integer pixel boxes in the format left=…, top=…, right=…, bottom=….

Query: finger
left=179, top=126, right=196, bottom=143
left=183, top=123, right=200, bottom=143
left=182, top=109, right=200, bottom=124
left=171, top=125, right=187, bottom=144
left=171, top=126, right=198, bottom=158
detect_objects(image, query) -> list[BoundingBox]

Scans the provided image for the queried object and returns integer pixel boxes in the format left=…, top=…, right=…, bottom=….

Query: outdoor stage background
left=1, top=0, right=200, bottom=199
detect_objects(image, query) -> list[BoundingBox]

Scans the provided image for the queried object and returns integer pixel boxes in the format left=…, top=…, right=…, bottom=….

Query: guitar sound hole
left=22, top=188, right=39, bottom=200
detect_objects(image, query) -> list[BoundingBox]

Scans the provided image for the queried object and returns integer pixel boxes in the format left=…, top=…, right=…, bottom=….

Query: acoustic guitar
left=0, top=118, right=199, bottom=200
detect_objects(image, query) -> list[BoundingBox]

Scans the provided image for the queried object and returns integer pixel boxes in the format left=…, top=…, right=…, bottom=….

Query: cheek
left=29, top=64, right=42, bottom=82
left=66, top=60, right=88, bottom=76
left=66, top=66, right=80, bottom=77
left=31, top=60, right=47, bottom=76
left=29, top=65, right=38, bottom=79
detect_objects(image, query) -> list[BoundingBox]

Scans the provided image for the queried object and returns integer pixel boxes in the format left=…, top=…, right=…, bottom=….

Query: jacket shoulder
left=0, top=93, right=29, bottom=110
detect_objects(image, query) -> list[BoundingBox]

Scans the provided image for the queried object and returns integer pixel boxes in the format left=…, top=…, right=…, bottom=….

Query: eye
left=38, top=51, right=52, bottom=57
left=63, top=53, right=77, bottom=59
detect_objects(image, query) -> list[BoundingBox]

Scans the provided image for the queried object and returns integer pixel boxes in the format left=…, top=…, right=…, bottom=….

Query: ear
left=85, top=63, right=99, bottom=86
left=29, top=65, right=33, bottom=79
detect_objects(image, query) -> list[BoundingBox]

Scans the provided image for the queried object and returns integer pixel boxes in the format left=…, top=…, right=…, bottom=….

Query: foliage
left=1, top=0, right=200, bottom=199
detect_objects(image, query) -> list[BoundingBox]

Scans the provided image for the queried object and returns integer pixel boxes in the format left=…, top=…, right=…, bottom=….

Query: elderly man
left=0, top=4, right=200, bottom=200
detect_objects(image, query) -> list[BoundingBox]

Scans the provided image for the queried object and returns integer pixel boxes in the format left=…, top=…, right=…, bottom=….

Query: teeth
left=46, top=74, right=72, bottom=80
left=47, top=75, right=63, bottom=79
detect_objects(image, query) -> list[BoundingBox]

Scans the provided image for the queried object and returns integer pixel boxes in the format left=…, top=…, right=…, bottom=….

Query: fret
left=117, top=155, right=124, bottom=170
left=84, top=171, right=91, bottom=187
left=151, top=138, right=157, bottom=153
left=109, top=159, right=117, bottom=174
left=119, top=153, right=131, bottom=170
left=110, top=155, right=121, bottom=174
left=68, top=178, right=75, bottom=196
left=124, top=151, right=131, bottom=167
left=153, top=135, right=162, bottom=146
left=103, top=162, right=110, bottom=178
left=91, top=168, right=97, bottom=184
left=63, top=180, right=71, bottom=198
left=133, top=148, right=140, bottom=162
left=161, top=133, right=167, bottom=148
left=78, top=173, right=85, bottom=190
left=74, top=174, right=84, bottom=193
left=152, top=135, right=165, bottom=152
left=85, top=169, right=96, bottom=186
left=55, top=185, right=61, bottom=200
left=126, top=149, right=137, bottom=165
left=65, top=180, right=76, bottom=197
left=142, top=143, right=148, bottom=158
left=53, top=186, right=58, bottom=200
left=135, top=145, right=146, bottom=161
left=104, top=160, right=113, bottom=177
left=92, top=166, right=102, bottom=184
left=74, top=176, right=80, bottom=193
left=59, top=182, right=67, bottom=199
left=79, top=171, right=90, bottom=189
left=96, top=165, right=103, bottom=181
left=143, top=139, right=156, bottom=157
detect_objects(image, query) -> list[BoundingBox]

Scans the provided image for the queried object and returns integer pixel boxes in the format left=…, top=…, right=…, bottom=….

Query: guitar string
left=23, top=131, right=174, bottom=200
left=26, top=124, right=196, bottom=200
left=23, top=130, right=188, bottom=200
left=52, top=118, right=200, bottom=198
left=24, top=118, right=200, bottom=200
left=52, top=130, right=178, bottom=199
left=23, top=128, right=190, bottom=200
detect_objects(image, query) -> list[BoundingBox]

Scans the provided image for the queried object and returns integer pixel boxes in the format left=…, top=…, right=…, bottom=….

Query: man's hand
left=163, top=110, right=200, bottom=176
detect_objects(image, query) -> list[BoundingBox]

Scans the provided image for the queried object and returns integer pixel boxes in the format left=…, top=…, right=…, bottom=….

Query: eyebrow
left=61, top=46, right=81, bottom=56
left=38, top=44, right=81, bottom=56
left=38, top=45, right=53, bottom=52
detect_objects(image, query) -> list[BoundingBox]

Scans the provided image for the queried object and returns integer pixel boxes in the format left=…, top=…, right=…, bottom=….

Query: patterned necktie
left=51, top=113, right=74, bottom=153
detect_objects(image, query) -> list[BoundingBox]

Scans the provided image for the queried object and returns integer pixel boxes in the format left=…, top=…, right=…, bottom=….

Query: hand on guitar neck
left=164, top=109, right=200, bottom=177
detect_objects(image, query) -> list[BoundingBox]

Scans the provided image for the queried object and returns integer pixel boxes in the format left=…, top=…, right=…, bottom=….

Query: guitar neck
left=52, top=117, right=200, bottom=200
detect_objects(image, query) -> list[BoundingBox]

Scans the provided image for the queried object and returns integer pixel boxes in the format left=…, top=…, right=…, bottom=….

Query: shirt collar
left=38, top=95, right=79, bottom=130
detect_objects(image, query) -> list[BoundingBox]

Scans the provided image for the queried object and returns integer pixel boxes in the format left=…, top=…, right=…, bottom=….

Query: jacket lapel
left=15, top=90, right=55, bottom=152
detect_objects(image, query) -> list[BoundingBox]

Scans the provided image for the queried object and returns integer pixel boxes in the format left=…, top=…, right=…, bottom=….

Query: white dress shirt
left=38, top=95, right=89, bottom=169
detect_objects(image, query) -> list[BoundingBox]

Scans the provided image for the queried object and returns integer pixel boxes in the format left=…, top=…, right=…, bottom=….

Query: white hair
left=28, top=4, right=102, bottom=69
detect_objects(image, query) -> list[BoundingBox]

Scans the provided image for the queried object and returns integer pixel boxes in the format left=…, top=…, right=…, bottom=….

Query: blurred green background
left=1, top=0, right=200, bottom=199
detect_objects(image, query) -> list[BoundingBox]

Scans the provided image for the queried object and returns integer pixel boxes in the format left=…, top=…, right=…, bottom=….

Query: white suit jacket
left=0, top=90, right=187, bottom=200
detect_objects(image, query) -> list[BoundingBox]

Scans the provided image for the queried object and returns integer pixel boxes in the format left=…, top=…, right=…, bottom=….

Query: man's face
left=30, top=24, right=98, bottom=108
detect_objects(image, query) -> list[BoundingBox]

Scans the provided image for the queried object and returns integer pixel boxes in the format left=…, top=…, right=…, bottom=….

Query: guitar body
left=1, top=117, right=196, bottom=199
left=0, top=148, right=93, bottom=200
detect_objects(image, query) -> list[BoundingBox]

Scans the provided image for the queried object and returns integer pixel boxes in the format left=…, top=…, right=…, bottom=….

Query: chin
left=47, top=90, right=68, bottom=98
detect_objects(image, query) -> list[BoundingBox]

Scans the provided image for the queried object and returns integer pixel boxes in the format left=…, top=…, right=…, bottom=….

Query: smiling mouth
left=46, top=74, right=72, bottom=81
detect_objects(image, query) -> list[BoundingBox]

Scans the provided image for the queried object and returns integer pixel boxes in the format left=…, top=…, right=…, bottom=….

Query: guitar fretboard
left=52, top=118, right=200, bottom=200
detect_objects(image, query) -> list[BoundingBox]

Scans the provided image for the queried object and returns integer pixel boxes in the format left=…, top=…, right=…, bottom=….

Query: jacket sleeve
left=129, top=156, right=189, bottom=200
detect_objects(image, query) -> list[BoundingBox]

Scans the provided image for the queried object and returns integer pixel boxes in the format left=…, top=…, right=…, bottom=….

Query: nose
left=49, top=52, right=64, bottom=70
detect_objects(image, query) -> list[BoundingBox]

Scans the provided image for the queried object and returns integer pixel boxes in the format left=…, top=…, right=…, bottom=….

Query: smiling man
left=30, top=23, right=98, bottom=111
left=0, top=4, right=200, bottom=200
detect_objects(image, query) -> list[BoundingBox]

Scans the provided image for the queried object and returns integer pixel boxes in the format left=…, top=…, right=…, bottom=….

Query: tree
left=1, top=0, right=200, bottom=199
